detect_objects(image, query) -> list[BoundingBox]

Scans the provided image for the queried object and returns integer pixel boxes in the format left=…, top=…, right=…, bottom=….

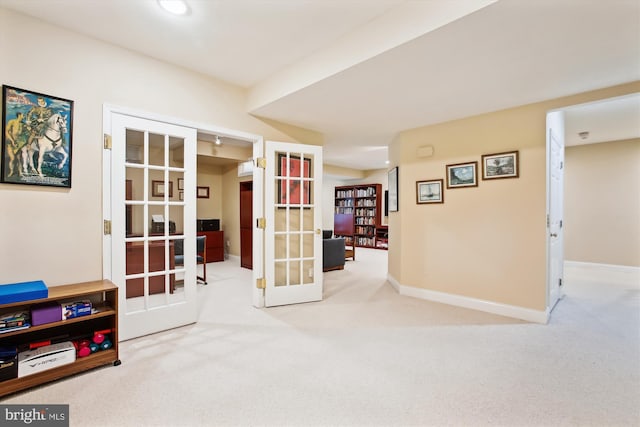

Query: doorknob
left=315, top=229, right=321, bottom=235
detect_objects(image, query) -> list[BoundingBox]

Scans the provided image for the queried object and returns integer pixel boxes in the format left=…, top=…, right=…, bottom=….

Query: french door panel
left=111, top=113, right=197, bottom=340
left=264, top=141, right=323, bottom=307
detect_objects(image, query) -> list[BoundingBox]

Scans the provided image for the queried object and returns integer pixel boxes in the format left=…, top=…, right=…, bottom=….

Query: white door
left=546, top=110, right=565, bottom=312
left=263, top=141, right=323, bottom=307
left=108, top=113, right=198, bottom=340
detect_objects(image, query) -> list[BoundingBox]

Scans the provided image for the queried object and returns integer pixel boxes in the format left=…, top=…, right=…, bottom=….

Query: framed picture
left=152, top=180, right=173, bottom=197
left=177, top=177, right=184, bottom=190
left=416, top=179, right=444, bottom=204
left=278, top=154, right=311, bottom=205
left=446, top=161, right=478, bottom=189
left=179, top=191, right=184, bottom=201
left=197, top=186, right=209, bottom=198
left=482, top=150, right=519, bottom=180
left=1, top=85, right=74, bottom=187
left=388, top=167, right=398, bottom=212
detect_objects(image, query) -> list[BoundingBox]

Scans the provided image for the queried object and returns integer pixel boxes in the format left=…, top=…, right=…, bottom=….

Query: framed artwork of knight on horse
left=1, top=85, right=73, bottom=188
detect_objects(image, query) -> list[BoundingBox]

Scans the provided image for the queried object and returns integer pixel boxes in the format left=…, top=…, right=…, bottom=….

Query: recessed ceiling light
left=158, top=0, right=189, bottom=16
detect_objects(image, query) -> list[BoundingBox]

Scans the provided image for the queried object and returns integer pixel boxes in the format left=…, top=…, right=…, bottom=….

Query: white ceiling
left=1, top=0, right=638, bottom=169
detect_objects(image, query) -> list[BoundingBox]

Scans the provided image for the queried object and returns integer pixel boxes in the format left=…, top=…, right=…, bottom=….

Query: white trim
left=387, top=274, right=401, bottom=292
left=103, top=103, right=261, bottom=145
left=565, top=261, right=640, bottom=287
left=253, top=138, right=265, bottom=308
left=102, top=109, right=113, bottom=282
left=387, top=274, right=549, bottom=324
left=226, top=254, right=241, bottom=263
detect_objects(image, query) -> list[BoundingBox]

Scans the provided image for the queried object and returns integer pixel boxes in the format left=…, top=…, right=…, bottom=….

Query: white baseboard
left=387, top=274, right=548, bottom=324
left=564, top=261, right=640, bottom=287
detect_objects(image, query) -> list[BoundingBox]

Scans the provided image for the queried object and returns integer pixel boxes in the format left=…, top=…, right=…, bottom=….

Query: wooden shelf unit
left=0, top=279, right=120, bottom=398
left=334, top=184, right=385, bottom=249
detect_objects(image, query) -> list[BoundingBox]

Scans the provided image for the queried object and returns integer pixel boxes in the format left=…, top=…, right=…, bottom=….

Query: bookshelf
left=334, top=184, right=386, bottom=249
left=0, top=280, right=120, bottom=397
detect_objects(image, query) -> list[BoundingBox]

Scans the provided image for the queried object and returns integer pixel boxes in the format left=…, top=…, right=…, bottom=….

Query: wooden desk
left=197, top=231, right=224, bottom=262
left=126, top=241, right=175, bottom=298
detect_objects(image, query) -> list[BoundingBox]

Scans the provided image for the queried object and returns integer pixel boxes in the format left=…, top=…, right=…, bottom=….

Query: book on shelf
left=0, top=323, right=31, bottom=334
left=1, top=311, right=29, bottom=329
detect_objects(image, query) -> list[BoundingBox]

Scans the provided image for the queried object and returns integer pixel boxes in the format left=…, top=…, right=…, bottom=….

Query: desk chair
left=196, top=235, right=207, bottom=284
left=174, top=236, right=207, bottom=284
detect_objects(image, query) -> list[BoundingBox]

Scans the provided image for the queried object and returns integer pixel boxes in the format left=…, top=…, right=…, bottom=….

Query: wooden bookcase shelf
left=0, top=279, right=120, bottom=398
left=334, top=183, right=387, bottom=249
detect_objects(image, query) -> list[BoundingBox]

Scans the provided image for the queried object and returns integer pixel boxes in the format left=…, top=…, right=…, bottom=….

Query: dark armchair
left=322, top=230, right=346, bottom=272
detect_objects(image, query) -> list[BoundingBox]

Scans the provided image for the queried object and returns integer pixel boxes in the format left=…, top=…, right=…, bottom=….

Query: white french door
left=263, top=141, right=323, bottom=307
left=546, top=110, right=565, bottom=313
left=108, top=113, right=198, bottom=340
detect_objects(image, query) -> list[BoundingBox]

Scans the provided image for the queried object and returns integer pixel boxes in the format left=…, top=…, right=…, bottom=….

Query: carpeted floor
left=3, top=249, right=639, bottom=426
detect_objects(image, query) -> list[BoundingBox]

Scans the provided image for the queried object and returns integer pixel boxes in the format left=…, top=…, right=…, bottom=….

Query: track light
left=215, top=136, right=221, bottom=145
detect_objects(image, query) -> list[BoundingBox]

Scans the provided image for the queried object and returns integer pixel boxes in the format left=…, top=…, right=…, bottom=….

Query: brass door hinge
left=103, top=219, right=112, bottom=235
left=256, top=278, right=266, bottom=289
left=104, top=134, right=112, bottom=150
left=256, top=157, right=266, bottom=169
left=257, top=218, right=266, bottom=229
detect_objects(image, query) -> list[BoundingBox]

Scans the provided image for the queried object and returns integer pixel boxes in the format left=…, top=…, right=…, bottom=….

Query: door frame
left=102, top=104, right=266, bottom=313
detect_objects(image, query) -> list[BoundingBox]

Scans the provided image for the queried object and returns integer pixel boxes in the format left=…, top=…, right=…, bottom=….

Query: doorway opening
left=546, top=92, right=640, bottom=319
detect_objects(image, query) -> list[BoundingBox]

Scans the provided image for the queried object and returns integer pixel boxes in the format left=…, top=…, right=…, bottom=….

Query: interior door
left=109, top=113, right=198, bottom=340
left=264, top=141, right=323, bottom=307
left=240, top=181, right=253, bottom=269
left=547, top=110, right=565, bottom=312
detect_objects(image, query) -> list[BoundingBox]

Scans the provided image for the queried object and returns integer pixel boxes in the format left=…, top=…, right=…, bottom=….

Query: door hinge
left=256, top=157, right=266, bottom=169
left=560, top=161, right=564, bottom=169
left=103, top=134, right=112, bottom=150
left=257, top=218, right=266, bottom=229
left=256, top=278, right=266, bottom=289
left=560, top=220, right=563, bottom=228
left=103, top=219, right=112, bottom=235
left=559, top=278, right=563, bottom=287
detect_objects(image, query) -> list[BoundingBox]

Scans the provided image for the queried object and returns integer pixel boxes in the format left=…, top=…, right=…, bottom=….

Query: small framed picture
left=416, top=179, right=443, bottom=204
left=152, top=180, right=173, bottom=197
left=482, top=151, right=519, bottom=180
left=177, top=177, right=184, bottom=190
left=179, top=191, right=184, bottom=201
left=197, top=186, right=209, bottom=198
left=446, top=161, right=478, bottom=189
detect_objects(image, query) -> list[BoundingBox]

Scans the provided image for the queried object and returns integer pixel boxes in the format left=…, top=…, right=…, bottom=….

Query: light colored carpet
left=3, top=249, right=639, bottom=427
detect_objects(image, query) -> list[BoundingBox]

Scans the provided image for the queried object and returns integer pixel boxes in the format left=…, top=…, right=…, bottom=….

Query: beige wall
left=388, top=82, right=640, bottom=311
left=0, top=8, right=308, bottom=286
left=196, top=165, right=224, bottom=221
left=565, top=139, right=640, bottom=267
